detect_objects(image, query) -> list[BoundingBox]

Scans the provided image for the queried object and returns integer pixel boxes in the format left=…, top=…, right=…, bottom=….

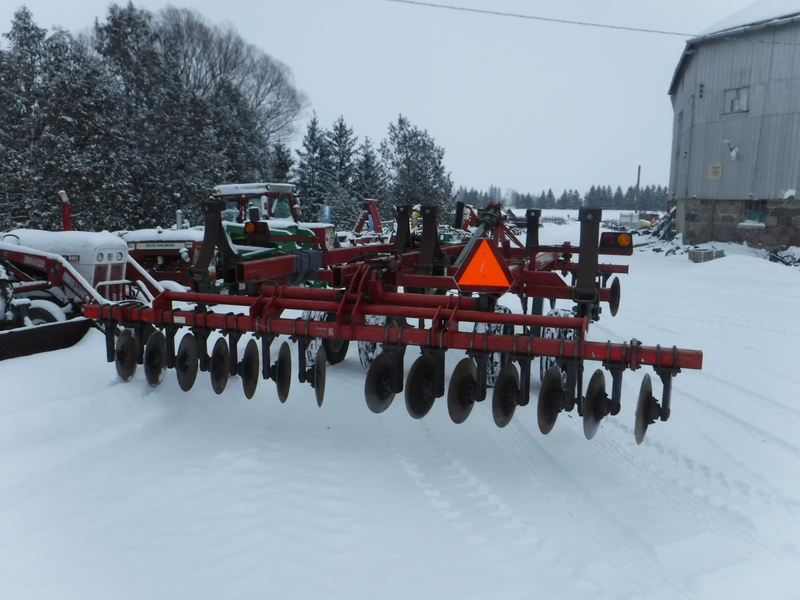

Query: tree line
left=0, top=4, right=307, bottom=230
left=293, top=112, right=453, bottom=228
left=456, top=184, right=669, bottom=212
left=1, top=3, right=666, bottom=235
left=0, top=4, right=452, bottom=232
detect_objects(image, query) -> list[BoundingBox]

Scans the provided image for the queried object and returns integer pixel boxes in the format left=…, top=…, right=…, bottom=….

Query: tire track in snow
left=0, top=377, right=218, bottom=501
left=609, top=415, right=799, bottom=513
left=591, top=418, right=797, bottom=566
left=615, top=303, right=798, bottom=343
left=587, top=321, right=800, bottom=490
left=692, top=369, right=800, bottom=424
left=378, top=413, right=549, bottom=594
left=476, top=410, right=697, bottom=600
left=677, top=383, right=800, bottom=464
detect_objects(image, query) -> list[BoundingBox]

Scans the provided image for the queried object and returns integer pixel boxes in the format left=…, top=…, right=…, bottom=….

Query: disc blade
left=313, top=346, right=327, bottom=407
left=365, top=352, right=396, bottom=413
left=538, top=364, right=564, bottom=434
left=405, top=354, right=437, bottom=419
left=241, top=338, right=259, bottom=399
left=144, top=329, right=167, bottom=388
left=609, top=277, right=621, bottom=317
left=583, top=369, right=606, bottom=440
left=210, top=337, right=230, bottom=395
left=275, top=341, right=292, bottom=403
left=635, top=374, right=656, bottom=445
left=492, top=361, right=519, bottom=428
left=115, top=328, right=137, bottom=382
left=447, top=357, right=478, bottom=424
left=176, top=332, right=198, bottom=392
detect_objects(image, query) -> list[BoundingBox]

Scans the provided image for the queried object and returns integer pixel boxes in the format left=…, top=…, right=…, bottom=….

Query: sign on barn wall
left=709, top=163, right=723, bottom=180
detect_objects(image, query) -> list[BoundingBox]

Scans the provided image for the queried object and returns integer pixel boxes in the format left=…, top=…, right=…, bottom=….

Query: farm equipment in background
left=83, top=201, right=703, bottom=445
left=121, top=214, right=209, bottom=289
left=0, top=228, right=162, bottom=360
left=122, top=183, right=336, bottom=289
left=211, top=182, right=335, bottom=251
left=337, top=199, right=393, bottom=247
left=647, top=205, right=677, bottom=241
left=454, top=200, right=479, bottom=231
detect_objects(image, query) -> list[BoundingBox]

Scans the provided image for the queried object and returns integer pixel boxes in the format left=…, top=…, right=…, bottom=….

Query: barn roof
left=699, top=0, right=800, bottom=37
left=669, top=1, right=800, bottom=95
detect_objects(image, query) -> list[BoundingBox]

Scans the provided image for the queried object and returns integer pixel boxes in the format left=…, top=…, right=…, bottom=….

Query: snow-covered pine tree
left=325, top=116, right=359, bottom=228
left=545, top=189, right=556, bottom=209
left=0, top=8, right=49, bottom=229
left=269, top=142, right=294, bottom=182
left=352, top=137, right=389, bottom=220
left=294, top=113, right=333, bottom=221
left=381, top=115, right=453, bottom=212
left=584, top=185, right=601, bottom=209
left=35, top=28, right=132, bottom=231
left=613, top=185, right=625, bottom=209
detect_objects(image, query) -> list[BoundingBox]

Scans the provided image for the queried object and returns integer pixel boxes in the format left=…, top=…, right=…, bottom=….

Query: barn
left=668, top=0, right=800, bottom=247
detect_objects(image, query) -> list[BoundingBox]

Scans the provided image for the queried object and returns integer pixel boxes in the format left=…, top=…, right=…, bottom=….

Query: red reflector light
left=244, top=222, right=269, bottom=236
left=600, top=232, right=632, bottom=248
left=600, top=233, right=618, bottom=246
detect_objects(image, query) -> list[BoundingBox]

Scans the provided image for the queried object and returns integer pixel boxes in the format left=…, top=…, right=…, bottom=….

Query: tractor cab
left=212, top=182, right=301, bottom=223
left=211, top=182, right=335, bottom=250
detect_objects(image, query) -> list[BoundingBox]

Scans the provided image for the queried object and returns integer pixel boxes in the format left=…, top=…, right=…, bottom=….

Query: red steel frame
left=82, top=204, right=703, bottom=375
left=85, top=284, right=701, bottom=372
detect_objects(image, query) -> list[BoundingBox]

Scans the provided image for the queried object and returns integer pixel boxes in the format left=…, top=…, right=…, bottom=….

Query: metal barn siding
left=669, top=19, right=800, bottom=246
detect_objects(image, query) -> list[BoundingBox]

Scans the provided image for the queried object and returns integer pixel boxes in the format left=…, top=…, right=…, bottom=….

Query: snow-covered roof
left=119, top=227, right=205, bottom=243
left=670, top=1, right=800, bottom=94
left=1, top=229, right=127, bottom=257
left=697, top=0, right=800, bottom=38
left=212, top=182, right=295, bottom=197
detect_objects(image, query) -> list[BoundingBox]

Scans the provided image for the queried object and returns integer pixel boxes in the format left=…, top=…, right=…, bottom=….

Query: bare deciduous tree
left=158, top=7, right=307, bottom=143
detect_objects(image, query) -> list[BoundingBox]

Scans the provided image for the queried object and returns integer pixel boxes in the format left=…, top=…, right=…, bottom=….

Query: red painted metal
left=81, top=204, right=703, bottom=383
left=84, top=299, right=701, bottom=371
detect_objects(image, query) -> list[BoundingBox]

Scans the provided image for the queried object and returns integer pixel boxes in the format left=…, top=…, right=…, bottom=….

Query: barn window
left=743, top=199, right=767, bottom=223
left=723, top=87, right=749, bottom=113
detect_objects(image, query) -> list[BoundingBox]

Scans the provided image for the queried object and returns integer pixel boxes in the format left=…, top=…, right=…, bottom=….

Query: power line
left=385, top=0, right=696, bottom=37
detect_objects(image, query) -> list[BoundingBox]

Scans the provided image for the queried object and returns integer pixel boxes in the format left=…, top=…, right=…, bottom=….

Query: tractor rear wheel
left=358, top=316, right=407, bottom=371
left=539, top=308, right=576, bottom=384
left=302, top=311, right=349, bottom=365
left=322, top=337, right=349, bottom=365
left=473, top=304, right=512, bottom=387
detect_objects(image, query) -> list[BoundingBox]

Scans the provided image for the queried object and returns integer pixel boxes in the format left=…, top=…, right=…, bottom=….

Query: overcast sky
left=1, top=0, right=758, bottom=196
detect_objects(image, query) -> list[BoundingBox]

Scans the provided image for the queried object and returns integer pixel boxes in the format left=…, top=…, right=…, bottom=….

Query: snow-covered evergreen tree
left=294, top=113, right=333, bottom=221
left=325, top=116, right=359, bottom=227
left=269, top=141, right=294, bottom=182
left=613, top=185, right=625, bottom=209
left=327, top=116, right=356, bottom=191
left=0, top=5, right=305, bottom=231
left=381, top=115, right=453, bottom=212
left=352, top=137, right=388, bottom=216
left=0, top=7, right=50, bottom=229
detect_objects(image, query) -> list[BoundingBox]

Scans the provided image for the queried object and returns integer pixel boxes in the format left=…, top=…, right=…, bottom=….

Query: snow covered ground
left=2, top=213, right=800, bottom=600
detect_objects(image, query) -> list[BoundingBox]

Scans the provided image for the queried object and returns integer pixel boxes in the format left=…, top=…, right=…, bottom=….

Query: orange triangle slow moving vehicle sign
left=455, top=239, right=513, bottom=293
